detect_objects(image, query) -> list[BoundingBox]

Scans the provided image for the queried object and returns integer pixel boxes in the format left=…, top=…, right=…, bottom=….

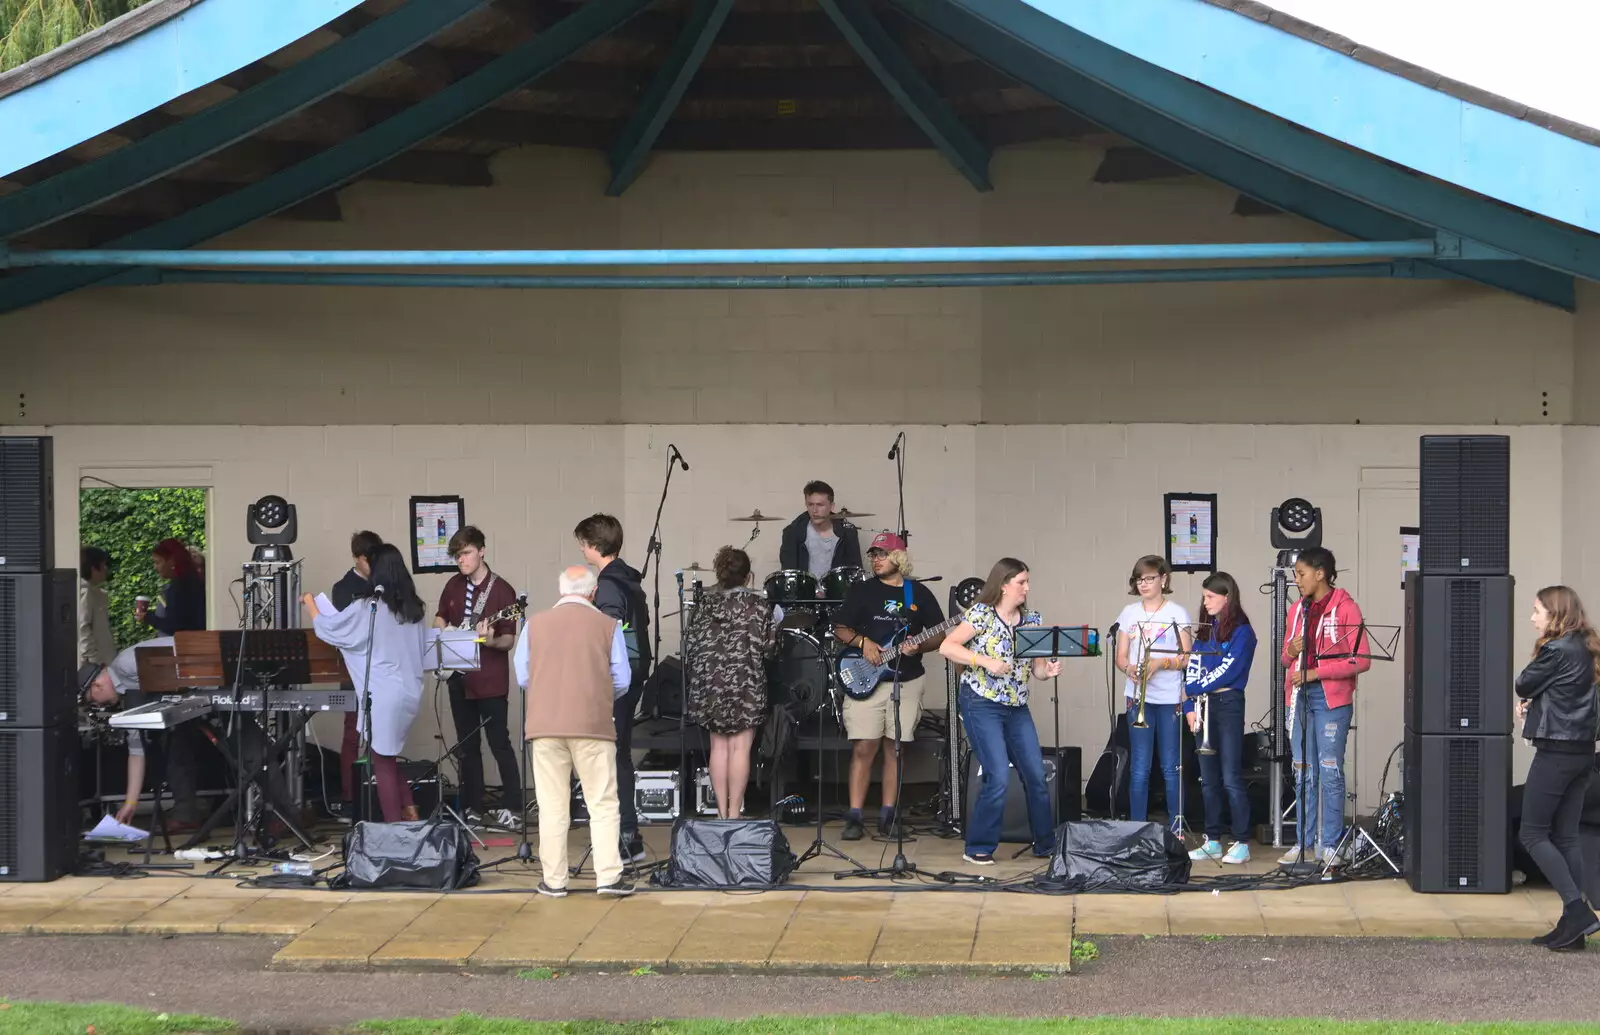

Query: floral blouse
left=959, top=603, right=1042, bottom=707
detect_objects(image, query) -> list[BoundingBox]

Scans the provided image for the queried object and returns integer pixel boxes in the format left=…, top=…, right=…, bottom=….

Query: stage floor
left=0, top=819, right=1564, bottom=973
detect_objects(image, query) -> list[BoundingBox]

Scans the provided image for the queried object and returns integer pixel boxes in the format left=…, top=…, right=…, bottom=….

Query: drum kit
left=731, top=508, right=876, bottom=725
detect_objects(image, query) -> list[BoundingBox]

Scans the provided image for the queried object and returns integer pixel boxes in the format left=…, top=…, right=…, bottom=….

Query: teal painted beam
left=0, top=0, right=659, bottom=315
left=0, top=0, right=367, bottom=178
left=816, top=0, right=991, bottom=191
left=130, top=262, right=1420, bottom=289
left=0, top=239, right=1437, bottom=267
left=0, top=0, right=487, bottom=240
left=937, top=0, right=1600, bottom=284
left=892, top=0, right=1574, bottom=310
left=605, top=0, right=734, bottom=196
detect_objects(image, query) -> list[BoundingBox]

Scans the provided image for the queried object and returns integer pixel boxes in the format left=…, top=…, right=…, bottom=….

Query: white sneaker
left=490, top=808, right=523, bottom=831
left=1188, top=839, right=1224, bottom=861
left=1319, top=846, right=1342, bottom=868
left=1221, top=842, right=1251, bottom=865
left=1278, top=846, right=1311, bottom=866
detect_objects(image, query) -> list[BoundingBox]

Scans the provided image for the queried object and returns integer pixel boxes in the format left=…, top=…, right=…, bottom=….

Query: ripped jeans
left=1288, top=683, right=1351, bottom=852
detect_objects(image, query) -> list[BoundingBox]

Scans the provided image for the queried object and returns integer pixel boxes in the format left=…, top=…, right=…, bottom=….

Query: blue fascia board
left=1011, top=0, right=1600, bottom=238
left=893, top=0, right=1573, bottom=309
left=0, top=0, right=367, bottom=178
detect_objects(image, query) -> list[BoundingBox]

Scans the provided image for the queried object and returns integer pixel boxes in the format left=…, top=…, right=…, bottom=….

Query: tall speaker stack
left=0, top=436, right=79, bottom=882
left=1404, top=434, right=1513, bottom=893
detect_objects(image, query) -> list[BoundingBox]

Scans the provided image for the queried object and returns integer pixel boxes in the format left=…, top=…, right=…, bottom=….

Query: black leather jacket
left=1516, top=632, right=1600, bottom=743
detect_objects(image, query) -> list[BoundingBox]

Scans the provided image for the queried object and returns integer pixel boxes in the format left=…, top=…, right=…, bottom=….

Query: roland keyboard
left=197, top=689, right=359, bottom=712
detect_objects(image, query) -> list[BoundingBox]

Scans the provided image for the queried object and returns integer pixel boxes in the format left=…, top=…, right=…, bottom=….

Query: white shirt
left=1117, top=600, right=1192, bottom=706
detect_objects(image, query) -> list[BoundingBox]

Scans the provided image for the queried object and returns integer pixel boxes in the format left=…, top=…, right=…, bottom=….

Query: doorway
left=79, top=486, right=208, bottom=651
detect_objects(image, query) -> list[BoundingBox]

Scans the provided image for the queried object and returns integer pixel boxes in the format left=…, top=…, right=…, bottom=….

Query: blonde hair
left=883, top=548, right=913, bottom=578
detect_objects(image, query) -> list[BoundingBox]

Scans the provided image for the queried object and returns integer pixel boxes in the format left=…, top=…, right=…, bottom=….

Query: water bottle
left=270, top=861, right=314, bottom=877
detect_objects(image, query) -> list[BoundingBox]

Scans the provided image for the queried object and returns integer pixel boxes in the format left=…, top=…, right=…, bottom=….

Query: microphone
left=913, top=575, right=943, bottom=583
left=668, top=444, right=690, bottom=471
left=887, top=431, right=904, bottom=460
left=371, top=584, right=386, bottom=597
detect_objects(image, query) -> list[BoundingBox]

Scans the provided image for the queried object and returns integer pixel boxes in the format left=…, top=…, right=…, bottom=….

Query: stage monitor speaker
left=964, top=747, right=1082, bottom=841
left=0, top=437, right=52, bottom=575
left=651, top=817, right=796, bottom=888
left=1405, top=574, right=1513, bottom=736
left=0, top=724, right=80, bottom=881
left=1403, top=731, right=1511, bottom=894
left=0, top=571, right=77, bottom=729
left=1419, top=435, right=1509, bottom=575
left=1046, top=819, right=1189, bottom=890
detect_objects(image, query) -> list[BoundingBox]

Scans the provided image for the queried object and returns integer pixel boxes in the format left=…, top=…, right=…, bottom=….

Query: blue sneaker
left=1221, top=841, right=1252, bottom=865
left=1188, top=839, right=1224, bottom=861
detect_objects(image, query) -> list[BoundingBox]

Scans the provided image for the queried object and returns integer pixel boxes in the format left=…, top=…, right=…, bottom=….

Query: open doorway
left=79, top=486, right=208, bottom=650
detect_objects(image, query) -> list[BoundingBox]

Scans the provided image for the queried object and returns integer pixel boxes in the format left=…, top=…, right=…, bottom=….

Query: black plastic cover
left=338, top=820, right=480, bottom=890
left=1046, top=819, right=1190, bottom=890
left=651, top=817, right=796, bottom=888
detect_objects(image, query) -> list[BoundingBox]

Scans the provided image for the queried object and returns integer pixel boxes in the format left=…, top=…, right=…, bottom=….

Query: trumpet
left=1130, top=648, right=1153, bottom=729
left=1196, top=693, right=1216, bottom=755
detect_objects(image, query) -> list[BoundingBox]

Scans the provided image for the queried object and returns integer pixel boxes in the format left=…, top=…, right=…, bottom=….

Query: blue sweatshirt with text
left=1182, top=623, right=1257, bottom=714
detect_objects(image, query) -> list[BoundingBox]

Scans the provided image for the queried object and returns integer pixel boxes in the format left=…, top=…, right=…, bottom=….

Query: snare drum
left=764, top=569, right=819, bottom=606
left=821, top=565, right=868, bottom=603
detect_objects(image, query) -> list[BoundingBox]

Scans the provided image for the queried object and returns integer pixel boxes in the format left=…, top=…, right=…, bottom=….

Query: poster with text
left=1401, top=526, right=1420, bottom=588
left=410, top=496, right=466, bottom=574
left=1164, top=493, right=1218, bottom=572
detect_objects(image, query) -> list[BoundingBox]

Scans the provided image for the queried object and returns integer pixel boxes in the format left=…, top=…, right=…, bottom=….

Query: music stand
left=1011, top=626, right=1099, bottom=855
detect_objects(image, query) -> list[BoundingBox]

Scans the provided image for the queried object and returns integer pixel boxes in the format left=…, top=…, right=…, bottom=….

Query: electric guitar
left=462, top=595, right=529, bottom=631
left=835, top=614, right=963, bottom=700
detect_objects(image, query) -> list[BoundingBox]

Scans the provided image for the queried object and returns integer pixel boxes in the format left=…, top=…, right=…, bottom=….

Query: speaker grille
left=0, top=580, right=14, bottom=722
left=0, top=734, right=15, bottom=876
left=1419, top=436, right=1509, bottom=574
left=0, top=439, right=50, bottom=573
left=1446, top=738, right=1482, bottom=888
left=1447, top=580, right=1483, bottom=728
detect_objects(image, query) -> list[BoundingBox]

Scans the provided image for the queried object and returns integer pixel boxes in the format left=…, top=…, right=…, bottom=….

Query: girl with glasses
left=1114, top=555, right=1193, bottom=829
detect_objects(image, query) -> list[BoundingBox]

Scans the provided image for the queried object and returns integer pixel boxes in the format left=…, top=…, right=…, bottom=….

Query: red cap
left=869, top=531, right=907, bottom=553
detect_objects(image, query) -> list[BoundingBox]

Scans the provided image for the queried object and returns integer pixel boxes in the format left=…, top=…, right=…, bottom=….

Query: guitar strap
left=460, top=572, right=498, bottom=630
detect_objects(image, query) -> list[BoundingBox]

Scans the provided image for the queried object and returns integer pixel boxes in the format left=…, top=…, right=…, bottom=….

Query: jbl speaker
left=0, top=571, right=77, bottom=729
left=0, top=724, right=81, bottom=881
left=1403, top=731, right=1511, bottom=894
left=1419, top=435, right=1509, bottom=575
left=1405, top=574, right=1513, bottom=735
left=0, top=437, right=53, bottom=575
left=965, top=746, right=1081, bottom=842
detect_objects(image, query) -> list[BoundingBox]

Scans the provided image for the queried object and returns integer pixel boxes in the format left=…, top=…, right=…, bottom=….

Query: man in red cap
left=831, top=531, right=946, bottom=840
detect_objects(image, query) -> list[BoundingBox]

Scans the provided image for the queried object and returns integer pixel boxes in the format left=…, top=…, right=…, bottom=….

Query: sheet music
left=423, top=628, right=481, bottom=671
left=85, top=814, right=148, bottom=842
left=313, top=592, right=339, bottom=616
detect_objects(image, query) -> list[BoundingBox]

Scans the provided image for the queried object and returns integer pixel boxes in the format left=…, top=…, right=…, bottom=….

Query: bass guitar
left=835, top=615, right=963, bottom=700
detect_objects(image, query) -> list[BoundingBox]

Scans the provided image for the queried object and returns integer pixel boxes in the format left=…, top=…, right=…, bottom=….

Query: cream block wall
left=6, top=421, right=1572, bottom=807
left=0, top=145, right=1577, bottom=428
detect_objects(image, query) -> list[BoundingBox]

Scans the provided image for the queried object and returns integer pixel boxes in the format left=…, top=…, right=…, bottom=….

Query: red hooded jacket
left=1281, top=586, right=1371, bottom=709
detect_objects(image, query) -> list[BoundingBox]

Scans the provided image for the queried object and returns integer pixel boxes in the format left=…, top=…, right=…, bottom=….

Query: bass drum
left=768, top=627, right=834, bottom=721
left=820, top=565, right=868, bottom=604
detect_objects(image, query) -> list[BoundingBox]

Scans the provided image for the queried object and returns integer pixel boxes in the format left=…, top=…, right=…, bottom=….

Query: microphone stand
left=887, top=431, right=908, bottom=542
left=835, top=621, right=917, bottom=881
left=640, top=446, right=686, bottom=682
left=359, top=590, right=381, bottom=826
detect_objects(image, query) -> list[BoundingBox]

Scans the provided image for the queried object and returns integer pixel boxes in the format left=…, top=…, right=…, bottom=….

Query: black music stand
left=196, top=630, right=318, bottom=864
left=1010, top=626, right=1099, bottom=855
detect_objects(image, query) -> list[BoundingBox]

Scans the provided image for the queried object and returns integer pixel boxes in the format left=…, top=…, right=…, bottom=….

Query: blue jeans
left=960, top=687, right=1055, bottom=856
left=1288, top=683, right=1351, bottom=851
left=1196, top=689, right=1251, bottom=841
left=1127, top=698, right=1182, bottom=827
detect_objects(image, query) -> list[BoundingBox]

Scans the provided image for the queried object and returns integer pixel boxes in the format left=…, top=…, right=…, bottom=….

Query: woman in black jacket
left=1517, top=585, right=1600, bottom=951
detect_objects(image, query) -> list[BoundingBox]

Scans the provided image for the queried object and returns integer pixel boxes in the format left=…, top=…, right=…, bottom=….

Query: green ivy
left=79, top=487, right=207, bottom=650
left=1, top=1, right=151, bottom=72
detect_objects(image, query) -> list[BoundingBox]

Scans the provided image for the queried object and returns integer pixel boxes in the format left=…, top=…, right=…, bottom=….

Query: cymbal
left=834, top=509, right=875, bottom=519
left=731, top=510, right=783, bottom=522
left=678, top=563, right=712, bottom=572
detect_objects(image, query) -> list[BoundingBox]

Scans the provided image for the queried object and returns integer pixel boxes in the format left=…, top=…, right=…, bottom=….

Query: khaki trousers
left=530, top=737, right=623, bottom=890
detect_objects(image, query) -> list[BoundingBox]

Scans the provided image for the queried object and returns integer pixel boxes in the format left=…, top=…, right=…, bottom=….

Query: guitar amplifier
left=964, top=747, right=1081, bottom=842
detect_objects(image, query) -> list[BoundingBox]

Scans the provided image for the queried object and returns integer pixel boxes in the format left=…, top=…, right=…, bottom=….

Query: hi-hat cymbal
left=835, top=508, right=875, bottom=519
left=731, top=510, right=783, bottom=522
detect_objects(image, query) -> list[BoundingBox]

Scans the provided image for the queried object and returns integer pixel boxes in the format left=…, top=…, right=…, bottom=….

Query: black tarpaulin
left=652, top=817, right=796, bottom=888
left=1047, top=819, right=1190, bottom=890
left=337, top=819, right=481, bottom=890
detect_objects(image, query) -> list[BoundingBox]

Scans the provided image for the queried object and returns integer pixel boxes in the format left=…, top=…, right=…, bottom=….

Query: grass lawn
left=0, top=1000, right=231, bottom=1034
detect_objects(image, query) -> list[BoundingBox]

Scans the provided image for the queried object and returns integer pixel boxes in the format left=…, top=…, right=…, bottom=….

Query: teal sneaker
left=1221, top=841, right=1252, bottom=865
left=1188, top=839, right=1224, bottom=861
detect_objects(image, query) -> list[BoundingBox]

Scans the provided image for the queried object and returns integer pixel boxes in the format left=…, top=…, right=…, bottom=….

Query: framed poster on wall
left=1401, top=526, right=1420, bottom=588
left=1164, top=492, right=1218, bottom=573
left=410, top=496, right=465, bottom=574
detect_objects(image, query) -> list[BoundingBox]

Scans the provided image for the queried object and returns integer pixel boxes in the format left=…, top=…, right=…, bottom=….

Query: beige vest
left=523, top=602, right=618, bottom=741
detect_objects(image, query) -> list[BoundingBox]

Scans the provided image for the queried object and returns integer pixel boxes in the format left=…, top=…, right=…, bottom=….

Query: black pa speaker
left=0, top=571, right=77, bottom=729
left=964, top=747, right=1081, bottom=842
left=0, top=724, right=81, bottom=881
left=0, top=437, right=53, bottom=575
left=1403, top=731, right=1511, bottom=893
left=651, top=817, right=796, bottom=888
left=1405, top=574, right=1513, bottom=735
left=1419, top=435, right=1509, bottom=575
